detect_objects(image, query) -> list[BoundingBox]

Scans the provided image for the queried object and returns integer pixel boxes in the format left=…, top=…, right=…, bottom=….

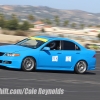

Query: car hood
left=0, top=44, right=34, bottom=53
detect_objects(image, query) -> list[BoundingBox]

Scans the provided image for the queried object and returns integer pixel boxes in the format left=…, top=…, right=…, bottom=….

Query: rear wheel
left=21, top=57, right=36, bottom=72
left=74, top=60, right=87, bottom=74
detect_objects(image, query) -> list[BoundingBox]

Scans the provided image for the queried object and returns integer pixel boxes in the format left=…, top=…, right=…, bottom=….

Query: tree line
left=40, top=16, right=85, bottom=29
left=0, top=14, right=32, bottom=30
left=0, top=13, right=98, bottom=31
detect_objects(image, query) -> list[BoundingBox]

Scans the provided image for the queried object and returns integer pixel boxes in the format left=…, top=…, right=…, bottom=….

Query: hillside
left=0, top=5, right=100, bottom=25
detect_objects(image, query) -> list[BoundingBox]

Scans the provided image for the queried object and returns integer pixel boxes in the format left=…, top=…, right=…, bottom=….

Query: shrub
left=5, top=18, right=19, bottom=30
left=97, top=34, right=100, bottom=40
left=2, top=31, right=9, bottom=35
left=19, top=21, right=30, bottom=31
left=41, top=28, right=45, bottom=32
left=58, top=34, right=64, bottom=37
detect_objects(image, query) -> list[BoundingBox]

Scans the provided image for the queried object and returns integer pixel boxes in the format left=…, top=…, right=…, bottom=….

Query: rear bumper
left=87, top=66, right=96, bottom=70
left=87, top=58, right=96, bottom=70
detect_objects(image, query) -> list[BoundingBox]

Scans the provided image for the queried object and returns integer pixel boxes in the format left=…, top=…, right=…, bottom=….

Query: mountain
left=0, top=5, right=100, bottom=25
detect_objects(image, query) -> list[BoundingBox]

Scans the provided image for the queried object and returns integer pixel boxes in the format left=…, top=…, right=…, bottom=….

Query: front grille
left=3, top=61, right=12, bottom=64
left=0, top=60, right=12, bottom=64
left=0, top=52, right=5, bottom=56
left=0, top=60, right=2, bottom=63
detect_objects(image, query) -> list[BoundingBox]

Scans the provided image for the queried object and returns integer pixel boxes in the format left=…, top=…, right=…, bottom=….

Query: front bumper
left=0, top=56, right=22, bottom=69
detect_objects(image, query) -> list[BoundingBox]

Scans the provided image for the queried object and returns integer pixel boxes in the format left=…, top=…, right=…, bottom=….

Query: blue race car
left=0, top=35, right=96, bottom=74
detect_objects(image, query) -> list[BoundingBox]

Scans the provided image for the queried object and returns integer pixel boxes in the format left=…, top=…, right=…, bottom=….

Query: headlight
left=5, top=53, right=20, bottom=57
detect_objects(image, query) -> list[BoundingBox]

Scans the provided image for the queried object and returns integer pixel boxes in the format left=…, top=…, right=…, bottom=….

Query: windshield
left=15, top=38, right=45, bottom=49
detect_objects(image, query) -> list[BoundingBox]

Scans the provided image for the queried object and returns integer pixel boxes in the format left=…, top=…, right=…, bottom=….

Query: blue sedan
left=0, top=35, right=96, bottom=74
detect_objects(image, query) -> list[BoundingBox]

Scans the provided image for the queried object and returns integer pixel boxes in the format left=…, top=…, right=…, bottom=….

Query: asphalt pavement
left=0, top=43, right=100, bottom=100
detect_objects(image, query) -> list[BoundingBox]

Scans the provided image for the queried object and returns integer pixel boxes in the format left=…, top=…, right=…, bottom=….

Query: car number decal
left=52, top=56, right=58, bottom=62
left=66, top=56, right=71, bottom=62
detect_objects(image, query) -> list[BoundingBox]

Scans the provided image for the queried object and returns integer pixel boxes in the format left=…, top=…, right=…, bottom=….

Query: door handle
left=76, top=52, right=80, bottom=54
left=57, top=53, right=62, bottom=54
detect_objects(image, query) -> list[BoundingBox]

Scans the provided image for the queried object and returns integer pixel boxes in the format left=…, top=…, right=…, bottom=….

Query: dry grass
left=91, top=40, right=100, bottom=43
left=14, top=30, right=28, bottom=36
left=58, top=34, right=64, bottom=37
left=2, top=30, right=15, bottom=35
left=1, top=29, right=39, bottom=37
left=80, top=39, right=85, bottom=42
left=0, top=29, right=100, bottom=47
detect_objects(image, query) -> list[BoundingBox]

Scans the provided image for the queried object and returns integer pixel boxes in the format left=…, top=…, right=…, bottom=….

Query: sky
left=0, top=0, right=100, bottom=13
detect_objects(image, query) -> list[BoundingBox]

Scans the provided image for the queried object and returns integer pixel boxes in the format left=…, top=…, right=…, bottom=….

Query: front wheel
left=21, top=57, right=36, bottom=72
left=74, top=61, right=87, bottom=74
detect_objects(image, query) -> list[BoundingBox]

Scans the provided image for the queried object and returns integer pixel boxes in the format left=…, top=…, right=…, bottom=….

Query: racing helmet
left=50, top=42, right=56, bottom=49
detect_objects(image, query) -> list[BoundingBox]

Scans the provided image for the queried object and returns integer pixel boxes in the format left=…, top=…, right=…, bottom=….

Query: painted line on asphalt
left=0, top=77, right=100, bottom=85
left=95, top=67, right=100, bottom=68
left=96, top=53, right=100, bottom=54
left=64, top=90, right=100, bottom=93
left=94, top=70, right=100, bottom=72
left=0, top=83, right=99, bottom=93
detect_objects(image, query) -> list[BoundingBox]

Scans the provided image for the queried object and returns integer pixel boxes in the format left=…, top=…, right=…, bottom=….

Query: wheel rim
left=23, top=58, right=34, bottom=71
left=77, top=61, right=87, bottom=73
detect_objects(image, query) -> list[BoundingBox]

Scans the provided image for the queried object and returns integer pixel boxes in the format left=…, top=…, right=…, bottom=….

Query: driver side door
left=38, top=40, right=62, bottom=70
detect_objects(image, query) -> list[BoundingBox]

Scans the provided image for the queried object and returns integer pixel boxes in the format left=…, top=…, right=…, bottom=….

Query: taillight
left=93, top=54, right=96, bottom=58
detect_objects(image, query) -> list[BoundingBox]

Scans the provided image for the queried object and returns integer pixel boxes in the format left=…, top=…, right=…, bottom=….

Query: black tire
left=21, top=57, right=36, bottom=72
left=74, top=60, right=87, bottom=74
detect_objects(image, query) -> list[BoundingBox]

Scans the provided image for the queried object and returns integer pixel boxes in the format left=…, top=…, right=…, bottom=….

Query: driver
left=49, top=42, right=56, bottom=50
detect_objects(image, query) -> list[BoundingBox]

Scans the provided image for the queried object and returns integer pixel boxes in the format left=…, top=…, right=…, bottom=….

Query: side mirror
left=43, top=47, right=50, bottom=51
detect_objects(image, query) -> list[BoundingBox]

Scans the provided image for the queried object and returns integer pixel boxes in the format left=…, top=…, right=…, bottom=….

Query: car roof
left=33, top=35, right=71, bottom=41
left=30, top=35, right=86, bottom=49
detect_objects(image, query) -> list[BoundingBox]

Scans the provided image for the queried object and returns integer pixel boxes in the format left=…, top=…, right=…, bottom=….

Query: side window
left=75, top=44, right=80, bottom=50
left=62, top=40, right=80, bottom=50
left=45, top=40, right=61, bottom=50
